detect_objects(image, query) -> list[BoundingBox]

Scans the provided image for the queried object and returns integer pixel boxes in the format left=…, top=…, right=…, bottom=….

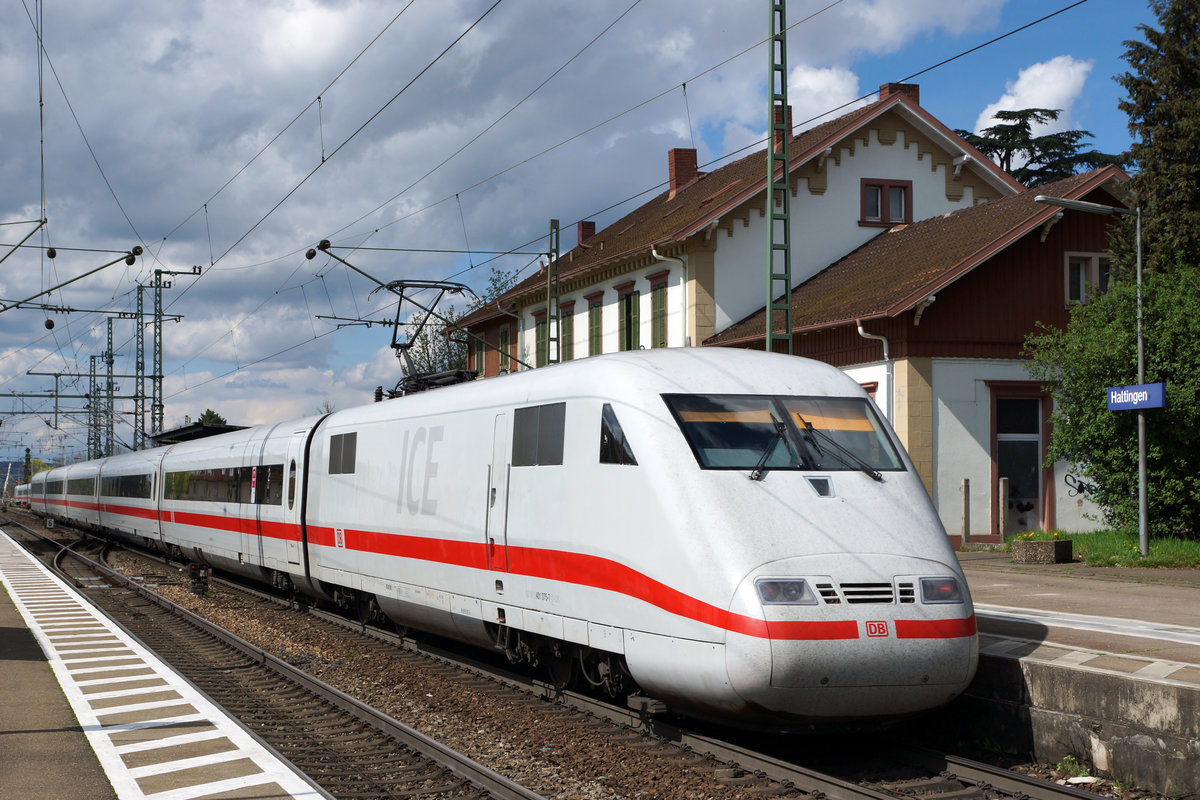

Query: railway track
left=3, top=514, right=1137, bottom=800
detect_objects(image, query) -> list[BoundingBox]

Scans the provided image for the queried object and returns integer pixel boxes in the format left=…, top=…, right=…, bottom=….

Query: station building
left=456, top=83, right=1130, bottom=543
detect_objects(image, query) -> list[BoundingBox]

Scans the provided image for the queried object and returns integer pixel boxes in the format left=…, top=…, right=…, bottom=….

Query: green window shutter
left=561, top=310, right=574, bottom=361
left=499, top=327, right=510, bottom=371
left=651, top=284, right=666, bottom=348
left=589, top=303, right=602, bottom=356
left=536, top=317, right=548, bottom=367
left=618, top=299, right=627, bottom=351
left=630, top=291, right=640, bottom=350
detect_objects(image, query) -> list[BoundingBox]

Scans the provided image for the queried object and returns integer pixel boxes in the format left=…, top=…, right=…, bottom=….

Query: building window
left=1065, top=253, right=1111, bottom=305
left=560, top=303, right=574, bottom=361
left=648, top=271, right=669, bottom=349
left=587, top=293, right=603, bottom=356
left=499, top=326, right=511, bottom=372
left=861, top=179, right=912, bottom=226
left=473, top=336, right=485, bottom=374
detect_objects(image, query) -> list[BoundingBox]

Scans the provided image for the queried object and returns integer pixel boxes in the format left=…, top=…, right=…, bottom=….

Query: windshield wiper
left=793, top=414, right=884, bottom=482
left=749, top=421, right=788, bottom=481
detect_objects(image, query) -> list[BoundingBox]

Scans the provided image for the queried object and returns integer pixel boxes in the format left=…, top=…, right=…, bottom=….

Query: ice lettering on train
left=397, top=425, right=443, bottom=515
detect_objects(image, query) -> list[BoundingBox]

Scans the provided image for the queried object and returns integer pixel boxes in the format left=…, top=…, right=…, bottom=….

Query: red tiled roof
left=457, top=89, right=1020, bottom=330
left=705, top=166, right=1130, bottom=346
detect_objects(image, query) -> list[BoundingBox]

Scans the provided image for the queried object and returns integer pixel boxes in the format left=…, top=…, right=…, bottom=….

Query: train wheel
left=545, top=646, right=576, bottom=690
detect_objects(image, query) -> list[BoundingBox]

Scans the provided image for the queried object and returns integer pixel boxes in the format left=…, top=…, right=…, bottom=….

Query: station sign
left=1106, top=382, right=1165, bottom=411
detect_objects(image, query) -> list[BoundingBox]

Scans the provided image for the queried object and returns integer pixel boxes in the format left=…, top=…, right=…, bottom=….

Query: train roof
left=326, top=349, right=869, bottom=428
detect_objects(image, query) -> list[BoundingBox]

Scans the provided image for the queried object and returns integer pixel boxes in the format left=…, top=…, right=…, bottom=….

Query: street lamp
left=1034, top=195, right=1146, bottom=557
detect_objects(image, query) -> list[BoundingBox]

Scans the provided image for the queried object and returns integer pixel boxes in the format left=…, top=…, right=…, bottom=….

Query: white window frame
left=1064, top=252, right=1111, bottom=306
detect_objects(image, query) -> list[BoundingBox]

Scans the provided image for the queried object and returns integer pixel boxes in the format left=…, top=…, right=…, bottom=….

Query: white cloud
left=787, top=65, right=869, bottom=128
left=0, top=0, right=1028, bottom=461
left=974, top=55, right=1095, bottom=134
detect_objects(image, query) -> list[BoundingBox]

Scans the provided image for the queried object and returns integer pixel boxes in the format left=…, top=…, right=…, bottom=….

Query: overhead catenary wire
left=8, top=0, right=1096, bottom=429
left=207, top=0, right=506, bottom=270
left=156, top=0, right=421, bottom=246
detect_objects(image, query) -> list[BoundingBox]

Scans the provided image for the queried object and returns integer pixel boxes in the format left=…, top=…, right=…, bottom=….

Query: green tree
left=468, top=265, right=519, bottom=312
left=1117, top=0, right=1200, bottom=272
left=1023, top=2, right=1200, bottom=540
left=197, top=409, right=227, bottom=425
left=26, top=458, right=51, bottom=483
left=1025, top=263, right=1200, bottom=537
left=955, top=108, right=1123, bottom=187
left=401, top=303, right=469, bottom=376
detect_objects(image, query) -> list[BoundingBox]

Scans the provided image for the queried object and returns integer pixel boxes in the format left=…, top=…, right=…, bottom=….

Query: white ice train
left=28, top=349, right=977, bottom=725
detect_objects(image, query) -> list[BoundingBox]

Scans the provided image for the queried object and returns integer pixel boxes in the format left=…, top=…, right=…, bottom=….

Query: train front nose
left=726, top=555, right=978, bottom=723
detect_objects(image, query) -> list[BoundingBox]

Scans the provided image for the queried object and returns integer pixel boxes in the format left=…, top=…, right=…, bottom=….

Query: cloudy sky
left=0, top=0, right=1153, bottom=464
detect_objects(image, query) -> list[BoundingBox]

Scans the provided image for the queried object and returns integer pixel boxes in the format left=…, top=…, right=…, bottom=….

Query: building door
left=996, top=398, right=1042, bottom=534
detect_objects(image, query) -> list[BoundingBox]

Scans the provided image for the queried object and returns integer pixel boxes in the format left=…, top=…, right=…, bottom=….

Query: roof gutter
left=856, top=320, right=893, bottom=422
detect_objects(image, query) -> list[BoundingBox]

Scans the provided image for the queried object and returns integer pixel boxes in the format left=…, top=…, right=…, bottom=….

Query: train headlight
left=756, top=579, right=817, bottom=605
left=920, top=577, right=964, bottom=604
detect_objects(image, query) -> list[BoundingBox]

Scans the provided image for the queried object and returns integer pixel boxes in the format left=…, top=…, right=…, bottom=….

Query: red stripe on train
left=67, top=510, right=974, bottom=643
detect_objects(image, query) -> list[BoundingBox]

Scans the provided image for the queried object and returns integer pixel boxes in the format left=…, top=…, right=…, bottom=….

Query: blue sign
left=1106, top=382, right=1165, bottom=411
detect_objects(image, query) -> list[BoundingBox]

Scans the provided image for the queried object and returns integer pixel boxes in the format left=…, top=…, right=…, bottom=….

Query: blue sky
left=909, top=0, right=1152, bottom=157
left=0, top=0, right=1162, bottom=463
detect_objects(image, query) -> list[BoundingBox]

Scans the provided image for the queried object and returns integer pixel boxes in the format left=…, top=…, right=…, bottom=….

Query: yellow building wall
left=893, top=356, right=934, bottom=496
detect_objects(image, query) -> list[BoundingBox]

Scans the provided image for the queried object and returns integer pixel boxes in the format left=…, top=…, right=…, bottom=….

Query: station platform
left=0, top=529, right=329, bottom=800
left=956, top=550, right=1200, bottom=796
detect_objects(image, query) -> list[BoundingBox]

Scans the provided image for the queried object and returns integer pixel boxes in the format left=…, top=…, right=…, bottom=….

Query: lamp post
left=1034, top=195, right=1146, bottom=557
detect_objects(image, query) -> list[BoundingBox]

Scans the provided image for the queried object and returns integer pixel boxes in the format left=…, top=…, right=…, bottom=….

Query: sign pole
left=1136, top=207, right=1147, bottom=558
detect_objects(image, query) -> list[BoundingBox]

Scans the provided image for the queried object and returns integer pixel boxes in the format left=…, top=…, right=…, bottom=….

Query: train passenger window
left=100, top=474, right=152, bottom=499
left=512, top=402, right=566, bottom=466
left=67, top=477, right=96, bottom=496
left=599, top=403, right=638, bottom=465
left=258, top=464, right=284, bottom=505
left=328, top=432, right=358, bottom=474
left=288, top=460, right=297, bottom=510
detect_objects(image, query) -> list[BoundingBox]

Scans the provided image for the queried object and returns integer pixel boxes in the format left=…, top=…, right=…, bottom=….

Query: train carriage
left=31, top=349, right=978, bottom=726
left=96, top=449, right=163, bottom=544
left=29, top=470, right=47, bottom=515
left=158, top=418, right=320, bottom=588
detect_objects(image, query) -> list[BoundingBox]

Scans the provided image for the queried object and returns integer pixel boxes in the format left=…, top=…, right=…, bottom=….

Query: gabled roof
left=458, top=85, right=1022, bottom=329
left=705, top=165, right=1131, bottom=346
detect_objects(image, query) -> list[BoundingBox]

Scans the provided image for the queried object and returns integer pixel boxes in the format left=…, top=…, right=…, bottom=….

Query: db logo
left=865, top=621, right=889, bottom=637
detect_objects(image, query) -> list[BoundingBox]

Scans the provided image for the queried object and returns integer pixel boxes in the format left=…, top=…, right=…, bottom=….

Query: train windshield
left=663, top=394, right=903, bottom=474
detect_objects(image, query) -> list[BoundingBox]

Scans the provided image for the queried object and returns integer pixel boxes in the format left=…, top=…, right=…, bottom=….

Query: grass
left=1055, top=755, right=1089, bottom=778
left=1006, top=529, right=1200, bottom=568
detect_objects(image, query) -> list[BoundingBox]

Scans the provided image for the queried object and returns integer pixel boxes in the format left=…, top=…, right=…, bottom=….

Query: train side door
left=284, top=429, right=306, bottom=567
left=485, top=413, right=511, bottom=571
left=152, top=449, right=170, bottom=542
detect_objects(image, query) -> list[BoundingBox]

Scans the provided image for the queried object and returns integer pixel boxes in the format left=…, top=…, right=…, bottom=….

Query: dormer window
left=861, top=179, right=912, bottom=227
